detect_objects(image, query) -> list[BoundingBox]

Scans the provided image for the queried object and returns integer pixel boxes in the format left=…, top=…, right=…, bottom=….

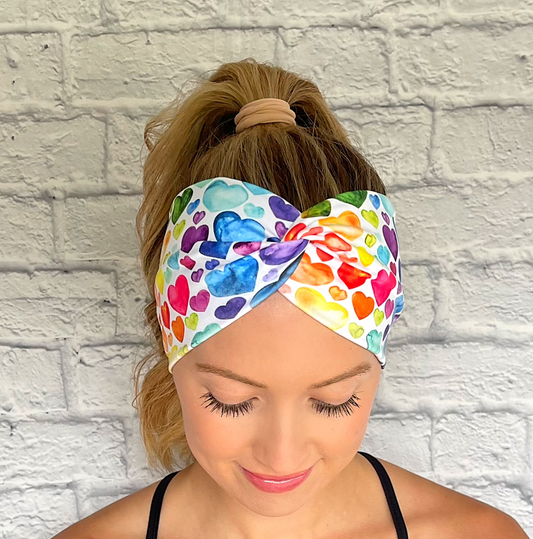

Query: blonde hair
left=132, top=58, right=386, bottom=474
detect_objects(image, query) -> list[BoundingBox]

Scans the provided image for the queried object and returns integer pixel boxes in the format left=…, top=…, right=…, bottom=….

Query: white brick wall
left=1, top=1, right=532, bottom=537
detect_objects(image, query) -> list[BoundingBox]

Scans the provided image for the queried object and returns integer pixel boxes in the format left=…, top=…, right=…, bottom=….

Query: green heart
left=348, top=322, right=365, bottom=339
left=185, top=312, right=199, bottom=330
left=365, top=234, right=377, bottom=248
left=171, top=188, right=193, bottom=224
left=173, top=219, right=186, bottom=239
left=303, top=200, right=331, bottom=218
left=373, top=309, right=384, bottom=326
left=336, top=191, right=367, bottom=208
left=361, top=209, right=379, bottom=229
left=164, top=267, right=173, bottom=283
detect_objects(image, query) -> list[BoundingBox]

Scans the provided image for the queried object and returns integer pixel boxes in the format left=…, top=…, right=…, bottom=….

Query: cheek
left=180, top=392, right=251, bottom=459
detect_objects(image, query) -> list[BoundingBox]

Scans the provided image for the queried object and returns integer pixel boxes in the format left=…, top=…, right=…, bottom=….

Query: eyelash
left=200, top=392, right=361, bottom=418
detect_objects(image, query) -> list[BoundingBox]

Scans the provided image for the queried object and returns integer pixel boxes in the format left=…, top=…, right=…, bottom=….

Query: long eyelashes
left=200, top=392, right=361, bottom=419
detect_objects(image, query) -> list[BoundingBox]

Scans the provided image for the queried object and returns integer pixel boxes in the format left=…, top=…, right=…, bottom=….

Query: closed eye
left=200, top=392, right=361, bottom=418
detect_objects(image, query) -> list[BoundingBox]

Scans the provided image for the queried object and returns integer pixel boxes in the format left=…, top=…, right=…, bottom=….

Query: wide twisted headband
left=155, top=175, right=405, bottom=374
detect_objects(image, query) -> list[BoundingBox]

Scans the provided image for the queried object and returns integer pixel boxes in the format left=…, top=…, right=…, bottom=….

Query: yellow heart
left=348, top=322, right=365, bottom=339
left=185, top=312, right=199, bottom=330
left=173, top=219, right=186, bottom=240
left=373, top=309, right=384, bottom=326
left=365, top=234, right=377, bottom=248
left=356, top=246, right=375, bottom=267
left=361, top=209, right=379, bottom=229
left=294, top=287, right=349, bottom=330
left=156, top=268, right=165, bottom=295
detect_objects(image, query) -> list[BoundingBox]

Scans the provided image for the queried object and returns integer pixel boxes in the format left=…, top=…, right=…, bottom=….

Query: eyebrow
left=194, top=361, right=373, bottom=390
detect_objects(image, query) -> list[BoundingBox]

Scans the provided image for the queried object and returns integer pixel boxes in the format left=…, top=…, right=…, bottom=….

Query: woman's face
left=172, top=290, right=382, bottom=518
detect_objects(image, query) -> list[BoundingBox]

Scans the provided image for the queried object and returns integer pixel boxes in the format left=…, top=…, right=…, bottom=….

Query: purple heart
left=262, top=268, right=279, bottom=282
left=382, top=225, right=398, bottom=260
left=206, top=259, right=220, bottom=270
left=193, top=210, right=206, bottom=224
left=191, top=268, right=204, bottom=282
left=275, top=221, right=288, bottom=239
left=385, top=299, right=394, bottom=318
left=269, top=196, right=300, bottom=222
left=181, top=224, right=209, bottom=253
left=390, top=261, right=396, bottom=275
left=259, top=238, right=308, bottom=265
left=233, top=241, right=262, bottom=255
left=214, top=297, right=246, bottom=320
left=190, top=289, right=210, bottom=312
left=381, top=212, right=390, bottom=225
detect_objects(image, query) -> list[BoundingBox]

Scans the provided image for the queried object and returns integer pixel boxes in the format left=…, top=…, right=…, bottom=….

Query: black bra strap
left=358, top=452, right=409, bottom=539
left=145, top=471, right=180, bottom=539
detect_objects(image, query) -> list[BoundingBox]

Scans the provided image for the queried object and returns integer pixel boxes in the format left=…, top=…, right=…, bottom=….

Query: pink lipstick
left=241, top=465, right=313, bottom=493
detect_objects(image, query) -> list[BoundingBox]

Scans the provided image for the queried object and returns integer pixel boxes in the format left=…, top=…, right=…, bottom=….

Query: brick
left=282, top=27, right=388, bottom=99
left=0, top=420, right=127, bottom=481
left=0, top=0, right=100, bottom=23
left=434, top=413, right=526, bottom=474
left=0, top=117, right=106, bottom=192
left=71, top=30, right=277, bottom=101
left=385, top=342, right=533, bottom=402
left=0, top=33, right=62, bottom=103
left=396, top=26, right=533, bottom=97
left=0, top=197, right=53, bottom=261
left=450, top=0, right=533, bottom=11
left=448, top=261, right=533, bottom=328
left=116, top=262, right=150, bottom=337
left=107, top=114, right=151, bottom=191
left=75, top=344, right=143, bottom=410
left=360, top=414, right=432, bottom=474
left=0, top=346, right=65, bottom=413
left=0, top=270, right=116, bottom=339
left=393, top=182, right=533, bottom=254
left=439, top=107, right=533, bottom=174
left=0, top=487, right=77, bottom=539
left=64, top=195, right=141, bottom=259
left=336, top=106, right=432, bottom=186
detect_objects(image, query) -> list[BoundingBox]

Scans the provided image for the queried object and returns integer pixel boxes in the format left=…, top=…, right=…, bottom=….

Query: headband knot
left=235, top=98, right=297, bottom=134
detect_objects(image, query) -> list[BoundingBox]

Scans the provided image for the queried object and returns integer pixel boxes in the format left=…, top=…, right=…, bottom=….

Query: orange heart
left=290, top=252, right=334, bottom=286
left=329, top=286, right=347, bottom=301
left=172, top=316, right=185, bottom=342
left=314, top=232, right=351, bottom=252
left=319, top=211, right=364, bottom=241
left=352, top=291, right=375, bottom=320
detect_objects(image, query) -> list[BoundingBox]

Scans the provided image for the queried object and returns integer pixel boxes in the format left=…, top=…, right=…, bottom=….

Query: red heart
left=338, top=263, right=371, bottom=289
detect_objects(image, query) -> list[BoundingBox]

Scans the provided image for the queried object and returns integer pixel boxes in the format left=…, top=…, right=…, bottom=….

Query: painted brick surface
left=1, top=1, right=532, bottom=537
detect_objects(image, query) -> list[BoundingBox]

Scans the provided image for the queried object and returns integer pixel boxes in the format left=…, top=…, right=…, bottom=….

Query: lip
left=241, top=465, right=313, bottom=493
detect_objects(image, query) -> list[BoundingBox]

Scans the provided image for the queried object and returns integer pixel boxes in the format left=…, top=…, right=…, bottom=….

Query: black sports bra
left=145, top=451, right=409, bottom=539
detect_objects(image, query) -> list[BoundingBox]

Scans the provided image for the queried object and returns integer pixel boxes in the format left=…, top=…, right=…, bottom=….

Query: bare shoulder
left=375, top=456, right=529, bottom=539
left=51, top=476, right=166, bottom=539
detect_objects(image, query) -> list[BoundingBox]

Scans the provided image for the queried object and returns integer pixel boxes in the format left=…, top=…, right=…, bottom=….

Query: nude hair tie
left=234, top=98, right=297, bottom=134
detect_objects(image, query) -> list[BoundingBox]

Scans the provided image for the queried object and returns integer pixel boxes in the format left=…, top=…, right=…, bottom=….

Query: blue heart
left=215, top=297, right=246, bottom=320
left=214, top=211, right=265, bottom=243
left=369, top=194, right=381, bottom=210
left=187, top=198, right=200, bottom=214
left=377, top=245, right=390, bottom=266
left=205, top=256, right=259, bottom=297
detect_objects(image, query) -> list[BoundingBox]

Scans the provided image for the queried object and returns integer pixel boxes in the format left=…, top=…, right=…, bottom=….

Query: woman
left=54, top=59, right=528, bottom=539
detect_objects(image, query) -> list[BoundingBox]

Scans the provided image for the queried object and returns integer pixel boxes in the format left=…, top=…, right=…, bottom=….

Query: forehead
left=180, top=291, right=377, bottom=385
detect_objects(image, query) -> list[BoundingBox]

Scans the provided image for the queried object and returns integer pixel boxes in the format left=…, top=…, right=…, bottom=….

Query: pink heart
left=234, top=241, right=262, bottom=255
left=390, top=261, right=396, bottom=275
left=190, top=289, right=210, bottom=312
left=371, top=269, right=397, bottom=307
left=180, top=255, right=196, bottom=270
left=168, top=275, right=189, bottom=315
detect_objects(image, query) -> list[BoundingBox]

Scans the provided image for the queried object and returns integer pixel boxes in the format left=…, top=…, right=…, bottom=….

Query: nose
left=252, top=401, right=310, bottom=475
